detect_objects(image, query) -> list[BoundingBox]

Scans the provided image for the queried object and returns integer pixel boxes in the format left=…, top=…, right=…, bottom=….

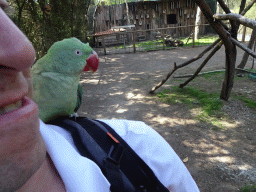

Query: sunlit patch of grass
left=136, top=40, right=162, bottom=47
left=110, top=35, right=219, bottom=51
left=156, top=86, right=226, bottom=129
left=156, top=87, right=223, bottom=113
left=179, top=35, right=219, bottom=47
left=196, top=111, right=225, bottom=130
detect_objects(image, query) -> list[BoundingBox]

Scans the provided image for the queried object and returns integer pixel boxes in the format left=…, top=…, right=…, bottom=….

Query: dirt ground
left=79, top=45, right=256, bottom=192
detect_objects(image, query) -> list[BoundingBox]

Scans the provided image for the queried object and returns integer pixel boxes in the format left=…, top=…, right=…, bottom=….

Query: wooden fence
left=88, top=24, right=212, bottom=55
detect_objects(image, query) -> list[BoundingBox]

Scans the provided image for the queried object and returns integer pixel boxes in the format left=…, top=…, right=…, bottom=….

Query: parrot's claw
left=70, top=112, right=79, bottom=120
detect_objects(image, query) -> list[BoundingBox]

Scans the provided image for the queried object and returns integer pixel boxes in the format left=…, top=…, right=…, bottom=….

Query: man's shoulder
left=99, top=119, right=153, bottom=136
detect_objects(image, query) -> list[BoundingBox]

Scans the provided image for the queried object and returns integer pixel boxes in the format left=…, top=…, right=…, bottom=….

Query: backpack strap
left=93, top=119, right=170, bottom=192
left=49, top=117, right=169, bottom=192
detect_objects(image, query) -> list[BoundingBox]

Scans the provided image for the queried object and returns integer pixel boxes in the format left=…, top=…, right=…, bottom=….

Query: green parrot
left=32, top=37, right=99, bottom=123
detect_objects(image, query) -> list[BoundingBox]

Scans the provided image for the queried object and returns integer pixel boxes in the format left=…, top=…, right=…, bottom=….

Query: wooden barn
left=89, top=0, right=216, bottom=45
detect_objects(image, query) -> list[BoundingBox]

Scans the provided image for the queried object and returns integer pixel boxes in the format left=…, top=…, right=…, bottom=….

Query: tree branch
left=149, top=39, right=222, bottom=93
left=174, top=68, right=256, bottom=78
left=174, top=70, right=225, bottom=78
left=214, top=0, right=231, bottom=30
left=149, top=63, right=178, bottom=94
left=178, top=38, right=222, bottom=68
left=179, top=42, right=223, bottom=88
left=195, top=0, right=237, bottom=101
left=230, top=37, right=256, bottom=58
left=235, top=68, right=256, bottom=74
left=217, top=0, right=231, bottom=14
left=239, top=0, right=247, bottom=14
left=240, top=0, right=256, bottom=16
left=237, top=25, right=256, bottom=69
left=214, top=13, right=256, bottom=30
left=217, top=0, right=239, bottom=38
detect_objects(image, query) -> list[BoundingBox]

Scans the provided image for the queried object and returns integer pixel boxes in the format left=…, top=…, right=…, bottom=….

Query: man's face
left=0, top=0, right=46, bottom=191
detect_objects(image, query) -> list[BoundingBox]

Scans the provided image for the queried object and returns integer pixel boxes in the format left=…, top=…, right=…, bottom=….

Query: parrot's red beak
left=84, top=51, right=99, bottom=72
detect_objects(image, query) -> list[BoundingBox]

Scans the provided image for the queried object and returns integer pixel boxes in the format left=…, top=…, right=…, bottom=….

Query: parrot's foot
left=70, top=112, right=79, bottom=120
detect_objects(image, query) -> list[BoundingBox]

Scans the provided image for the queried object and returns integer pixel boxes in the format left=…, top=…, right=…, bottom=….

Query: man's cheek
left=23, top=68, right=33, bottom=99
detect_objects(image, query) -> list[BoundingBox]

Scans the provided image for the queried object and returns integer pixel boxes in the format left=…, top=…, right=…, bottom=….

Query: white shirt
left=40, top=119, right=200, bottom=192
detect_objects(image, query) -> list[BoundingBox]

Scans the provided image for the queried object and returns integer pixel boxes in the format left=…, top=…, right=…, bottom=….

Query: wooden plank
left=132, top=31, right=136, bottom=53
left=102, top=36, right=106, bottom=55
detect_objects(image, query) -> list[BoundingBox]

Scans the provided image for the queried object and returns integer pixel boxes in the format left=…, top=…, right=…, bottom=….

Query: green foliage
left=240, top=184, right=256, bottom=192
left=7, top=0, right=91, bottom=59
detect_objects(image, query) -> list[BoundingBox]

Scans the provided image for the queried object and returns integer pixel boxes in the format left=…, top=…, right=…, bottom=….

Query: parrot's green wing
left=32, top=72, right=79, bottom=123
left=74, top=83, right=83, bottom=113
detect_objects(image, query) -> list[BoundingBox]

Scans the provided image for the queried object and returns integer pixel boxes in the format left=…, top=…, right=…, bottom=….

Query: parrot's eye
left=75, top=49, right=82, bottom=56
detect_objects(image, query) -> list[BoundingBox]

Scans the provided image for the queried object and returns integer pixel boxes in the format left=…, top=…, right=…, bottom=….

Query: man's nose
left=0, top=8, right=36, bottom=71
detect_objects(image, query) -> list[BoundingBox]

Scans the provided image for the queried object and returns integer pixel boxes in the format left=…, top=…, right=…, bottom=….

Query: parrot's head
left=47, top=37, right=99, bottom=75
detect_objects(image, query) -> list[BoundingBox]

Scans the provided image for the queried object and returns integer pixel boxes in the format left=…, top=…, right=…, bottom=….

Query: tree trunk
left=125, top=0, right=130, bottom=25
left=241, top=26, right=246, bottom=42
left=15, top=0, right=26, bottom=27
left=194, top=6, right=202, bottom=41
left=237, top=27, right=256, bottom=69
left=239, top=0, right=247, bottom=14
left=195, top=0, right=236, bottom=101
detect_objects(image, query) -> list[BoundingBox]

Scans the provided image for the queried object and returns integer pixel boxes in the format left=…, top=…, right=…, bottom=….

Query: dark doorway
left=167, top=14, right=177, bottom=24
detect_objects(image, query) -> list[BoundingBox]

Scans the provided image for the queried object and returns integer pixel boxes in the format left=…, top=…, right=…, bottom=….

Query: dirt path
left=79, top=45, right=256, bottom=191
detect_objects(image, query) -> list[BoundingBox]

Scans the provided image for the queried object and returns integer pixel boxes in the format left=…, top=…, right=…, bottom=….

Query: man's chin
left=0, top=96, right=47, bottom=191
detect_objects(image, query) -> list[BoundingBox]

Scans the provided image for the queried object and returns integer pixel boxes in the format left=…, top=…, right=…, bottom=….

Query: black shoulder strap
left=49, top=117, right=169, bottom=192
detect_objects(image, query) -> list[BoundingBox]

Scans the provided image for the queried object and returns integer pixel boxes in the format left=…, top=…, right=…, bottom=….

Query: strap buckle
left=107, top=144, right=124, bottom=165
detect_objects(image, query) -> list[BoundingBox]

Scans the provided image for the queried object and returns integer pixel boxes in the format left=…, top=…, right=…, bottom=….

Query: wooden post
left=162, top=29, right=165, bottom=50
left=102, top=35, right=106, bottom=55
left=132, top=31, right=136, bottom=53
left=242, top=26, right=246, bottom=42
left=192, top=26, right=195, bottom=47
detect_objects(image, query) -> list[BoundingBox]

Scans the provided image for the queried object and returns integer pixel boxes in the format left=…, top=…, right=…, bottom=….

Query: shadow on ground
left=79, top=46, right=256, bottom=192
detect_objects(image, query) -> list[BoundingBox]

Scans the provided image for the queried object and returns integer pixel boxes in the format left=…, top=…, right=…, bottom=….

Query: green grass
left=173, top=70, right=256, bottom=110
left=110, top=35, right=218, bottom=50
left=178, top=35, right=219, bottom=47
left=154, top=68, right=256, bottom=129
left=240, top=184, right=256, bottom=192
left=199, top=71, right=225, bottom=79
left=137, top=40, right=162, bottom=47
left=156, top=86, right=223, bottom=114
left=155, top=86, right=231, bottom=129
left=234, top=96, right=256, bottom=108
